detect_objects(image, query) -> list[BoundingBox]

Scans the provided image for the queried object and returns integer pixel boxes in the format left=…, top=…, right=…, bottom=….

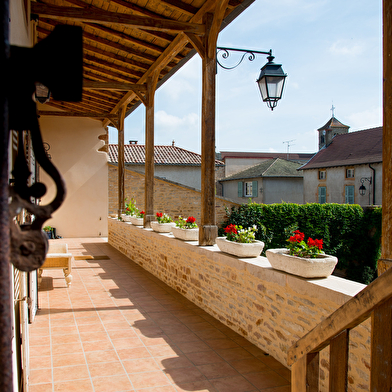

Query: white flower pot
left=266, top=248, right=338, bottom=278
left=130, top=216, right=144, bottom=226
left=121, top=214, right=132, bottom=222
left=172, top=226, right=199, bottom=241
left=150, top=221, right=175, bottom=233
left=215, top=237, right=264, bottom=258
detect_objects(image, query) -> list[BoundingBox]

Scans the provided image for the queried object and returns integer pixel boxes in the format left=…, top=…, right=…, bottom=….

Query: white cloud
left=347, top=107, right=382, bottom=131
left=155, top=111, right=199, bottom=133
left=329, top=40, right=364, bottom=57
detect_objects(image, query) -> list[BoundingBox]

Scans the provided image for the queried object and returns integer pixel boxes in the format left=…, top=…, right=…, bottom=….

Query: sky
left=108, top=0, right=382, bottom=155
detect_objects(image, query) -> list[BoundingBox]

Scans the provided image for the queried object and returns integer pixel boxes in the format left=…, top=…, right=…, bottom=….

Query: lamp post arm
left=216, top=47, right=273, bottom=70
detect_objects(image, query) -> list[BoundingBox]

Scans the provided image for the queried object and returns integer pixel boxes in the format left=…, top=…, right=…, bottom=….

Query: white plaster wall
left=10, top=0, right=31, bottom=46
left=39, top=116, right=108, bottom=237
left=303, top=163, right=382, bottom=206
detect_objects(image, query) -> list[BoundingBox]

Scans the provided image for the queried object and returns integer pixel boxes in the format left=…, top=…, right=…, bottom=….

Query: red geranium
left=287, top=230, right=324, bottom=258
left=186, top=216, right=196, bottom=224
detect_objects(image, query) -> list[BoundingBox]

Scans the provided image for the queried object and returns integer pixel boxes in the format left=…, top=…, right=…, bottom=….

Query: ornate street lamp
left=216, top=47, right=287, bottom=111
left=359, top=177, right=372, bottom=196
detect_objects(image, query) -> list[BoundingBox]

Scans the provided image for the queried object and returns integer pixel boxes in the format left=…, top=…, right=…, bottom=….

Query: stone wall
left=108, top=164, right=239, bottom=225
left=108, top=219, right=370, bottom=391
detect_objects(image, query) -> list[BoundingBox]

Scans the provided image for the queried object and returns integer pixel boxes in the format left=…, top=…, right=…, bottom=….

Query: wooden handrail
left=287, top=265, right=392, bottom=366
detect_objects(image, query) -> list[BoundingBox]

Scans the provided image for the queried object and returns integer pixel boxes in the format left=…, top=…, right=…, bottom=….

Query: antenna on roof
left=283, top=139, right=295, bottom=160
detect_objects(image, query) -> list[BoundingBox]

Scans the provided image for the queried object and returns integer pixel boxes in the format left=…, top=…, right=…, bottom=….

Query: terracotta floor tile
left=30, top=355, right=52, bottom=370
left=30, top=345, right=51, bottom=357
left=174, top=380, right=218, bottom=392
left=51, top=333, right=80, bottom=345
left=79, top=331, right=111, bottom=342
left=29, top=368, right=52, bottom=384
left=53, top=364, right=90, bottom=382
left=51, top=342, right=83, bottom=355
left=185, top=350, right=225, bottom=366
left=88, top=361, right=126, bottom=377
left=128, top=371, right=172, bottom=389
left=111, top=337, right=144, bottom=349
left=91, top=375, right=134, bottom=392
left=84, top=349, right=119, bottom=364
left=205, top=338, right=240, bottom=350
left=210, top=375, right=257, bottom=392
left=157, top=355, right=195, bottom=370
left=122, top=357, right=161, bottom=373
left=230, top=358, right=269, bottom=375
left=215, top=347, right=254, bottom=363
left=164, top=366, right=206, bottom=384
left=244, top=371, right=290, bottom=389
left=117, top=347, right=152, bottom=360
left=52, top=353, right=86, bottom=367
left=30, top=335, right=51, bottom=347
left=82, top=339, right=114, bottom=352
left=175, top=340, right=211, bottom=354
left=193, top=328, right=227, bottom=340
left=53, top=379, right=94, bottom=391
left=196, top=362, right=240, bottom=380
left=135, top=386, right=177, bottom=392
left=148, top=344, right=181, bottom=357
left=29, top=383, right=53, bottom=392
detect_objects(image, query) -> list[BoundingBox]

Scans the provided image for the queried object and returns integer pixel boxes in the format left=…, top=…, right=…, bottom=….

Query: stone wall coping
left=110, top=218, right=366, bottom=304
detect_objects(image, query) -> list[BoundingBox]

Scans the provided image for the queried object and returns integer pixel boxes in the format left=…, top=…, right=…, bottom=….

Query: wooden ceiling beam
left=31, top=3, right=205, bottom=34
left=38, top=110, right=117, bottom=119
left=48, top=99, right=112, bottom=114
left=83, top=80, right=147, bottom=92
left=82, top=90, right=121, bottom=104
left=83, top=63, right=140, bottom=84
left=160, top=0, right=199, bottom=16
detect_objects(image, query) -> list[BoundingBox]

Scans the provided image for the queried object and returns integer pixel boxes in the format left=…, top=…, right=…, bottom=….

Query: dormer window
left=319, top=170, right=326, bottom=180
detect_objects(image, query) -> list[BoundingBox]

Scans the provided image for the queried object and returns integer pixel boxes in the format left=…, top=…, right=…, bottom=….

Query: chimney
left=172, top=140, right=175, bottom=147
left=129, top=140, right=138, bottom=144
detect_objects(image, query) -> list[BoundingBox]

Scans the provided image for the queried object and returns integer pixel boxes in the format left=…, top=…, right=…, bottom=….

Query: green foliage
left=222, top=202, right=382, bottom=285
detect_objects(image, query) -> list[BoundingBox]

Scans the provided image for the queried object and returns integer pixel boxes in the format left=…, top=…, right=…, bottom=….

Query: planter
left=266, top=248, right=338, bottom=278
left=130, top=216, right=144, bottom=226
left=171, top=226, right=199, bottom=241
left=215, top=237, right=264, bottom=258
left=121, top=214, right=132, bottom=222
left=150, top=221, right=175, bottom=233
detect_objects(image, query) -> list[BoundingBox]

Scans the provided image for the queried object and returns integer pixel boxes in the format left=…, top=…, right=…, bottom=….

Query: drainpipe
left=369, top=163, right=376, bottom=205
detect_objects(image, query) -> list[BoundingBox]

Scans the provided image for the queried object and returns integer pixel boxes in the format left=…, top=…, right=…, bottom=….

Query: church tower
left=317, top=107, right=349, bottom=150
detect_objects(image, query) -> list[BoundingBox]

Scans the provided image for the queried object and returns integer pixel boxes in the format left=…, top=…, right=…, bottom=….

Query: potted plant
left=121, top=197, right=137, bottom=221
left=130, top=210, right=145, bottom=226
left=172, top=216, right=199, bottom=241
left=215, top=224, right=264, bottom=258
left=43, top=226, right=53, bottom=239
left=266, top=230, right=338, bottom=278
left=150, top=212, right=175, bottom=233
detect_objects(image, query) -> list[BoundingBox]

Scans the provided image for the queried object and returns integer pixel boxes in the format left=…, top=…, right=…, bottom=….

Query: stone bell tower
left=317, top=106, right=350, bottom=150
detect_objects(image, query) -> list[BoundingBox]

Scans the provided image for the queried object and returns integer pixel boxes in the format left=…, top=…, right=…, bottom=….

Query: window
left=238, top=181, right=258, bottom=198
left=346, top=168, right=355, bottom=178
left=345, top=185, right=355, bottom=204
left=318, top=186, right=326, bottom=204
left=319, top=170, right=326, bottom=180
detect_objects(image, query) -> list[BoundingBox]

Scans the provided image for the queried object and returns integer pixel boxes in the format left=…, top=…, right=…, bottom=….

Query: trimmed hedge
left=221, top=203, right=382, bottom=284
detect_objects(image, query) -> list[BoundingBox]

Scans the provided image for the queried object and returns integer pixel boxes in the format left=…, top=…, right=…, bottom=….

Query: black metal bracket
left=216, top=47, right=272, bottom=70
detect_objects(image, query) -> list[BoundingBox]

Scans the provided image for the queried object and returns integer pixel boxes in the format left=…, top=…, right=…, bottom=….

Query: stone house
left=219, top=158, right=304, bottom=204
left=300, top=126, right=382, bottom=206
left=108, top=141, right=225, bottom=191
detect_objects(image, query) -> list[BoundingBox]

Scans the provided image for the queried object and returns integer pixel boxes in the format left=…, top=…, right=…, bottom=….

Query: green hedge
left=221, top=203, right=382, bottom=284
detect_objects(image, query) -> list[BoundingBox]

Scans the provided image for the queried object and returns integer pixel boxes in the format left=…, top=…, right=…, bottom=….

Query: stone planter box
left=121, top=214, right=132, bottom=222
left=266, top=248, right=338, bottom=278
left=150, top=221, right=175, bottom=233
left=130, top=216, right=144, bottom=226
left=215, top=237, right=264, bottom=258
left=171, top=227, right=199, bottom=241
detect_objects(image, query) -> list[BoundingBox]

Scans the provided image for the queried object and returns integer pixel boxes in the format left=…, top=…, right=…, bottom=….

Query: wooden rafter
left=31, top=4, right=206, bottom=34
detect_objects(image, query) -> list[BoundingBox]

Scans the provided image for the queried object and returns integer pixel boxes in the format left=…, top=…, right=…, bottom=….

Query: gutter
left=369, top=163, right=376, bottom=205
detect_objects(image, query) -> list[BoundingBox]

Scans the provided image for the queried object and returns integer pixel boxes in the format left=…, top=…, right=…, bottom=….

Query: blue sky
left=109, top=0, right=382, bottom=155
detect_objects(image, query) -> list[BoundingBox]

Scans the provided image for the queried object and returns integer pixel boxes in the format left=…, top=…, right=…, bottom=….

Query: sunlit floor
left=29, top=238, right=291, bottom=392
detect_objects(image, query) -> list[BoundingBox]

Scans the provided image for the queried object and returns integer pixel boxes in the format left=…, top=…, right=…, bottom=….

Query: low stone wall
left=108, top=218, right=371, bottom=391
left=108, top=164, right=239, bottom=225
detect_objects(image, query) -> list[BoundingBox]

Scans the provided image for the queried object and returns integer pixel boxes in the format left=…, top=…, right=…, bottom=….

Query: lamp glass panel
left=266, top=76, right=285, bottom=99
left=258, top=78, right=268, bottom=101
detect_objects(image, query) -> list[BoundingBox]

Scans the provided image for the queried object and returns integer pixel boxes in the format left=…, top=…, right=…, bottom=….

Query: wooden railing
left=288, top=266, right=392, bottom=391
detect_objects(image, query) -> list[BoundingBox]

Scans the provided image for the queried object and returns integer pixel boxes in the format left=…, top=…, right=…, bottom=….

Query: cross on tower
left=331, top=104, right=335, bottom=117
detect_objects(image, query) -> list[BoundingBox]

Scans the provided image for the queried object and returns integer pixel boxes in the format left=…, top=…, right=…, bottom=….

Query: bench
left=38, top=242, right=73, bottom=287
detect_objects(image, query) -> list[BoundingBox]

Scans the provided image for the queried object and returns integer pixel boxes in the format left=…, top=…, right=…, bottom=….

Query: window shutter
left=252, top=181, right=258, bottom=197
left=345, top=185, right=354, bottom=204
left=318, top=187, right=326, bottom=203
left=238, top=182, right=243, bottom=197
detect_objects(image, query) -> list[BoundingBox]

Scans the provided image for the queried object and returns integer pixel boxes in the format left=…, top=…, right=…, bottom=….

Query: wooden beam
left=144, top=71, right=159, bottom=228
left=117, top=105, right=126, bottom=217
left=329, top=330, right=349, bottom=391
left=83, top=80, right=146, bottom=92
left=31, top=4, right=205, bottom=34
left=160, top=0, right=199, bottom=16
left=38, top=111, right=117, bottom=119
left=287, top=265, right=392, bottom=366
left=184, top=33, right=206, bottom=58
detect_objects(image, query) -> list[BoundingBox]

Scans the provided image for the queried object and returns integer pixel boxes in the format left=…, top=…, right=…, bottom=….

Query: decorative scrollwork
left=216, top=47, right=272, bottom=71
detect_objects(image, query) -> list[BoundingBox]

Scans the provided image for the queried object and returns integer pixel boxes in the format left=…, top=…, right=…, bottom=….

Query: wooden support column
left=117, top=105, right=126, bottom=217
left=0, top=1, right=13, bottom=390
left=144, top=72, right=159, bottom=227
left=379, top=0, right=392, bottom=275
left=199, top=3, right=228, bottom=245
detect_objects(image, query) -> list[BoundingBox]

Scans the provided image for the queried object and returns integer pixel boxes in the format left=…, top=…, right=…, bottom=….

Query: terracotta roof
left=300, top=127, right=382, bottom=170
left=317, top=116, right=350, bottom=131
left=220, top=158, right=303, bottom=181
left=108, top=144, right=224, bottom=166
left=220, top=151, right=314, bottom=162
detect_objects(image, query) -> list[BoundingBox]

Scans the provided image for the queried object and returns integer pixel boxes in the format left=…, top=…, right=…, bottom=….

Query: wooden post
left=199, top=13, right=218, bottom=245
left=144, top=72, right=159, bottom=227
left=117, top=105, right=126, bottom=218
left=379, top=0, right=392, bottom=275
left=0, top=1, right=13, bottom=390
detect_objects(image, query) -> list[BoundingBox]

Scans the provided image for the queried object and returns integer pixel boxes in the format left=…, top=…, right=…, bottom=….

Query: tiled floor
left=29, top=238, right=291, bottom=392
